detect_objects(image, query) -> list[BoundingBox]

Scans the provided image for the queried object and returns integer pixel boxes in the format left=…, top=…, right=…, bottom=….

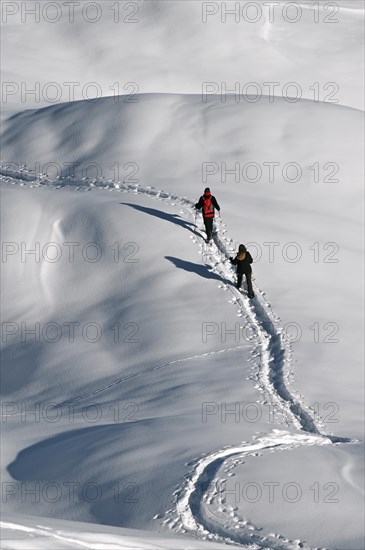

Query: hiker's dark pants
left=203, top=217, right=214, bottom=241
left=237, top=271, right=253, bottom=295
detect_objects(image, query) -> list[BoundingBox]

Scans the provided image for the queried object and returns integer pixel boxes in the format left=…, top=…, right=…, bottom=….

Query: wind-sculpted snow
left=0, top=171, right=354, bottom=549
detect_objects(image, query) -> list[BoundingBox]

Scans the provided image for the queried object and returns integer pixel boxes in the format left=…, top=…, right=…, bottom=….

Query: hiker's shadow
left=121, top=202, right=225, bottom=283
left=120, top=203, right=197, bottom=235
left=166, top=256, right=225, bottom=283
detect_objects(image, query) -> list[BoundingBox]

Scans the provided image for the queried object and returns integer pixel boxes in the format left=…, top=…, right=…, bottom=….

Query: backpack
left=202, top=195, right=214, bottom=218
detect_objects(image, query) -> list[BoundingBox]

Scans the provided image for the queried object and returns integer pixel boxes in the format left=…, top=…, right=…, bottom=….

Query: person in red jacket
left=195, top=187, right=220, bottom=243
left=230, top=244, right=255, bottom=298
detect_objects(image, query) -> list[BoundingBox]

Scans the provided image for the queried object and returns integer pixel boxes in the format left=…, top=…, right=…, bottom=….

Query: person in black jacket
left=195, top=187, right=220, bottom=243
left=230, top=244, right=255, bottom=298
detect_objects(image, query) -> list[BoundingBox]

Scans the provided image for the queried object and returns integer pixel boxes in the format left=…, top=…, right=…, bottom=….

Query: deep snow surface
left=1, top=1, right=364, bottom=549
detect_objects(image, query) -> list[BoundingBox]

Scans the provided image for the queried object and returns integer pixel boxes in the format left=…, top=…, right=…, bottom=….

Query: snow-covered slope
left=2, top=93, right=363, bottom=440
left=1, top=157, right=363, bottom=548
left=1, top=1, right=364, bottom=549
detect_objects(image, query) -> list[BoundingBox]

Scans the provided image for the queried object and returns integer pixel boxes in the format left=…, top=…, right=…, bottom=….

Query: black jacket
left=195, top=195, right=220, bottom=217
left=230, top=252, right=253, bottom=274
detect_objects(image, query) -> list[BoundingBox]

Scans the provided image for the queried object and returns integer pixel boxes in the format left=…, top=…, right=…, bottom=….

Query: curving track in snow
left=0, top=170, right=353, bottom=549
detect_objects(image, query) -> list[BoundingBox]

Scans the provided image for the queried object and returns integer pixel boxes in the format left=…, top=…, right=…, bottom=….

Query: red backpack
left=202, top=194, right=214, bottom=218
